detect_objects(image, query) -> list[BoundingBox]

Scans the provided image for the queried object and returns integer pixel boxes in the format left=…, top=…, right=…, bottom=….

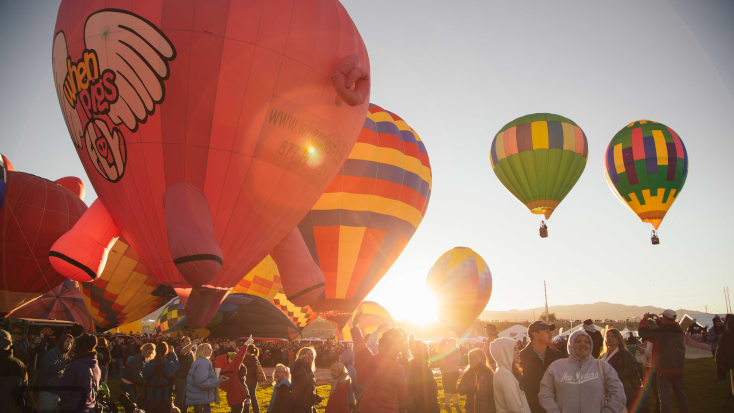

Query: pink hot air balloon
left=50, top=0, right=370, bottom=326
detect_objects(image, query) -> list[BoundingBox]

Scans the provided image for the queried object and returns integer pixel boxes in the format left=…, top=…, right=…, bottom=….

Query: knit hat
left=408, top=334, right=428, bottom=360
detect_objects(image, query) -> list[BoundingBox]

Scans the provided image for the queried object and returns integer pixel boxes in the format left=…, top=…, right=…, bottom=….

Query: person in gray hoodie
left=538, top=330, right=625, bottom=413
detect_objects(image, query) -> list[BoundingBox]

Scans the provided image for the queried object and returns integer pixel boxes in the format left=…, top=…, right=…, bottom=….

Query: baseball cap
left=0, top=330, right=11, bottom=350
left=485, top=323, right=499, bottom=336
left=528, top=321, right=556, bottom=337
left=661, top=309, right=677, bottom=319
left=583, top=319, right=593, bottom=326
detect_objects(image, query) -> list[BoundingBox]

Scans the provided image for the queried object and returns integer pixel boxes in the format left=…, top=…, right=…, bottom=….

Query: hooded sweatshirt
left=59, top=357, right=101, bottom=413
left=538, top=331, right=625, bottom=413
left=490, top=338, right=531, bottom=413
left=339, top=348, right=357, bottom=405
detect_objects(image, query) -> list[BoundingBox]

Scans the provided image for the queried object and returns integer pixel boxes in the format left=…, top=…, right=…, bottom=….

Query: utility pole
left=725, top=286, right=732, bottom=313
left=705, top=305, right=708, bottom=314
left=544, top=280, right=550, bottom=323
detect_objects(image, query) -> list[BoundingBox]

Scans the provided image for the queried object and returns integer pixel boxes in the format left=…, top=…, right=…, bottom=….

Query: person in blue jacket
left=59, top=333, right=101, bottom=413
left=142, top=342, right=180, bottom=413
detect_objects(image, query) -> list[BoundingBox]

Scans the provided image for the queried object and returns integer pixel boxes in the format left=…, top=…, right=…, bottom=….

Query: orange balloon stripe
left=344, top=227, right=386, bottom=299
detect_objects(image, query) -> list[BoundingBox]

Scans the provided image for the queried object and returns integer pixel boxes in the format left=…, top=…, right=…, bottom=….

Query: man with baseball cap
left=582, top=319, right=604, bottom=359
left=482, top=323, right=500, bottom=370
left=639, top=309, right=689, bottom=413
left=519, top=321, right=564, bottom=413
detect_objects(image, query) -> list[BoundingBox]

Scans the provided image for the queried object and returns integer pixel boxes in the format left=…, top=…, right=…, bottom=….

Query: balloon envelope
left=490, top=113, right=588, bottom=219
left=270, top=289, right=319, bottom=330
left=80, top=238, right=169, bottom=331
left=155, top=298, right=185, bottom=335
left=604, top=120, right=689, bottom=229
left=10, top=279, right=94, bottom=331
left=231, top=254, right=281, bottom=301
left=339, top=301, right=393, bottom=341
left=297, top=104, right=432, bottom=328
left=52, top=0, right=370, bottom=323
left=160, top=293, right=300, bottom=341
left=427, top=247, right=492, bottom=337
left=1, top=171, right=87, bottom=315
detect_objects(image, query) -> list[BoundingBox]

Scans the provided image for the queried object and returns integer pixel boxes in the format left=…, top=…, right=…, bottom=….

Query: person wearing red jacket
left=325, top=363, right=351, bottom=413
left=350, top=311, right=407, bottom=413
left=217, top=343, right=252, bottom=413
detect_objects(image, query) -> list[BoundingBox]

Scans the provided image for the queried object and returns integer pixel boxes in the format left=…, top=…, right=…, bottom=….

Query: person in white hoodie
left=538, top=330, right=626, bottom=413
left=489, top=338, right=531, bottom=413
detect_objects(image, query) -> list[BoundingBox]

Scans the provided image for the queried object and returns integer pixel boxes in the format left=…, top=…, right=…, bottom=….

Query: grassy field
left=105, top=358, right=732, bottom=413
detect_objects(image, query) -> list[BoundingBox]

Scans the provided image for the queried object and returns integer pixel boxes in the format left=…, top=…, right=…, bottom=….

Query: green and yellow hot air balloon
left=490, top=113, right=588, bottom=236
left=604, top=120, right=688, bottom=244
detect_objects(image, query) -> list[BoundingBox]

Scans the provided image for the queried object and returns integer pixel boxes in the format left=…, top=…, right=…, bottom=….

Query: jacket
left=111, top=343, right=124, bottom=360
left=339, top=348, right=357, bottom=406
left=715, top=316, right=734, bottom=370
left=59, top=357, right=101, bottom=413
left=244, top=354, right=260, bottom=384
left=326, top=383, right=351, bottom=413
left=39, top=346, right=68, bottom=390
left=122, top=353, right=147, bottom=385
left=406, top=359, right=439, bottom=413
left=350, top=326, right=407, bottom=413
left=186, top=357, right=221, bottom=406
left=519, top=342, right=565, bottom=413
left=586, top=329, right=604, bottom=360
left=601, top=348, right=644, bottom=411
left=268, top=380, right=293, bottom=413
left=291, top=358, right=318, bottom=409
left=638, top=315, right=685, bottom=376
left=176, top=345, right=195, bottom=380
left=490, top=338, right=531, bottom=413
left=458, top=363, right=495, bottom=413
left=538, top=330, right=625, bottom=413
left=96, top=345, right=111, bottom=367
left=0, top=348, right=28, bottom=413
left=218, top=345, right=250, bottom=406
left=142, top=352, right=180, bottom=406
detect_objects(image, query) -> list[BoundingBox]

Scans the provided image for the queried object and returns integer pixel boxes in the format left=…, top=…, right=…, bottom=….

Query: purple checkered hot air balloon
left=10, top=279, right=94, bottom=331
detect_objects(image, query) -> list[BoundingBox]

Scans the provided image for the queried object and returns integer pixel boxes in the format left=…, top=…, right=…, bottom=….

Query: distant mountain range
left=480, top=302, right=698, bottom=322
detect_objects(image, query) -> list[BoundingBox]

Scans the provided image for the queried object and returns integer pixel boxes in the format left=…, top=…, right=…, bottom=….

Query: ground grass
left=104, top=358, right=732, bottom=413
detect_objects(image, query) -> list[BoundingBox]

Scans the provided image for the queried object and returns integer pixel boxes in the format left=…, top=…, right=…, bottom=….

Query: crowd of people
left=1, top=310, right=733, bottom=413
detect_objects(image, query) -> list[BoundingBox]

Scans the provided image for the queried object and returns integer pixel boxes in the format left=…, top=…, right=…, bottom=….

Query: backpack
left=272, top=383, right=296, bottom=413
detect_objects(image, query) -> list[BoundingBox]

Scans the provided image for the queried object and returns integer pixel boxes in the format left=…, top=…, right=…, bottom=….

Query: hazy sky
left=1, top=1, right=733, bottom=322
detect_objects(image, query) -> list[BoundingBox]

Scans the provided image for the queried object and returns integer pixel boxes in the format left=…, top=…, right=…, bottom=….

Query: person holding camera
left=638, top=310, right=689, bottom=413
left=38, top=334, right=74, bottom=412
left=59, top=333, right=101, bottom=413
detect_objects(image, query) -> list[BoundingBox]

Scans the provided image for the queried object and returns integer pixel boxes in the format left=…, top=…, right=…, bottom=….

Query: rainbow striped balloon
left=297, top=104, right=432, bottom=328
left=427, top=247, right=492, bottom=337
left=604, top=120, right=688, bottom=230
left=490, top=113, right=588, bottom=219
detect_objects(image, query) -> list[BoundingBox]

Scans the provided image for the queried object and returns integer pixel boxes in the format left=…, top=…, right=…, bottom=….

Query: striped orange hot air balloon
left=297, top=104, right=432, bottom=328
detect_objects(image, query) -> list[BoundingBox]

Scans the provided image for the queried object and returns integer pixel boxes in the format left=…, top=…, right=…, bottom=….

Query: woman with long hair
left=291, top=347, right=323, bottom=413
left=142, top=342, right=180, bottom=413
left=267, top=364, right=293, bottom=413
left=458, top=348, right=495, bottom=413
left=187, top=343, right=227, bottom=413
left=600, top=328, right=648, bottom=413
left=325, top=363, right=352, bottom=413
left=490, top=338, right=530, bottom=413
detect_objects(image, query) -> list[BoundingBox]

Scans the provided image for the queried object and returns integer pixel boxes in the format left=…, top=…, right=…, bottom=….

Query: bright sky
left=2, top=1, right=733, bottom=322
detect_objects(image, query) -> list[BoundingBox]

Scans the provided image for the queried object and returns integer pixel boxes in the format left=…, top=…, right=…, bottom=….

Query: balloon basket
left=651, top=230, right=660, bottom=245
left=539, top=221, right=548, bottom=238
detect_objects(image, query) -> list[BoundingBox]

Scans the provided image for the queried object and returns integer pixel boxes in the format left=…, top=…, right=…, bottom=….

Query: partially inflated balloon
left=427, top=247, right=492, bottom=337
left=231, top=254, right=281, bottom=301
left=10, top=280, right=94, bottom=331
left=161, top=293, right=300, bottom=340
left=297, top=104, right=432, bottom=328
left=52, top=0, right=370, bottom=327
left=490, top=113, right=588, bottom=219
left=339, top=301, right=393, bottom=341
left=1, top=168, right=87, bottom=315
left=270, top=289, right=318, bottom=330
left=80, top=238, right=169, bottom=331
left=604, top=120, right=688, bottom=230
